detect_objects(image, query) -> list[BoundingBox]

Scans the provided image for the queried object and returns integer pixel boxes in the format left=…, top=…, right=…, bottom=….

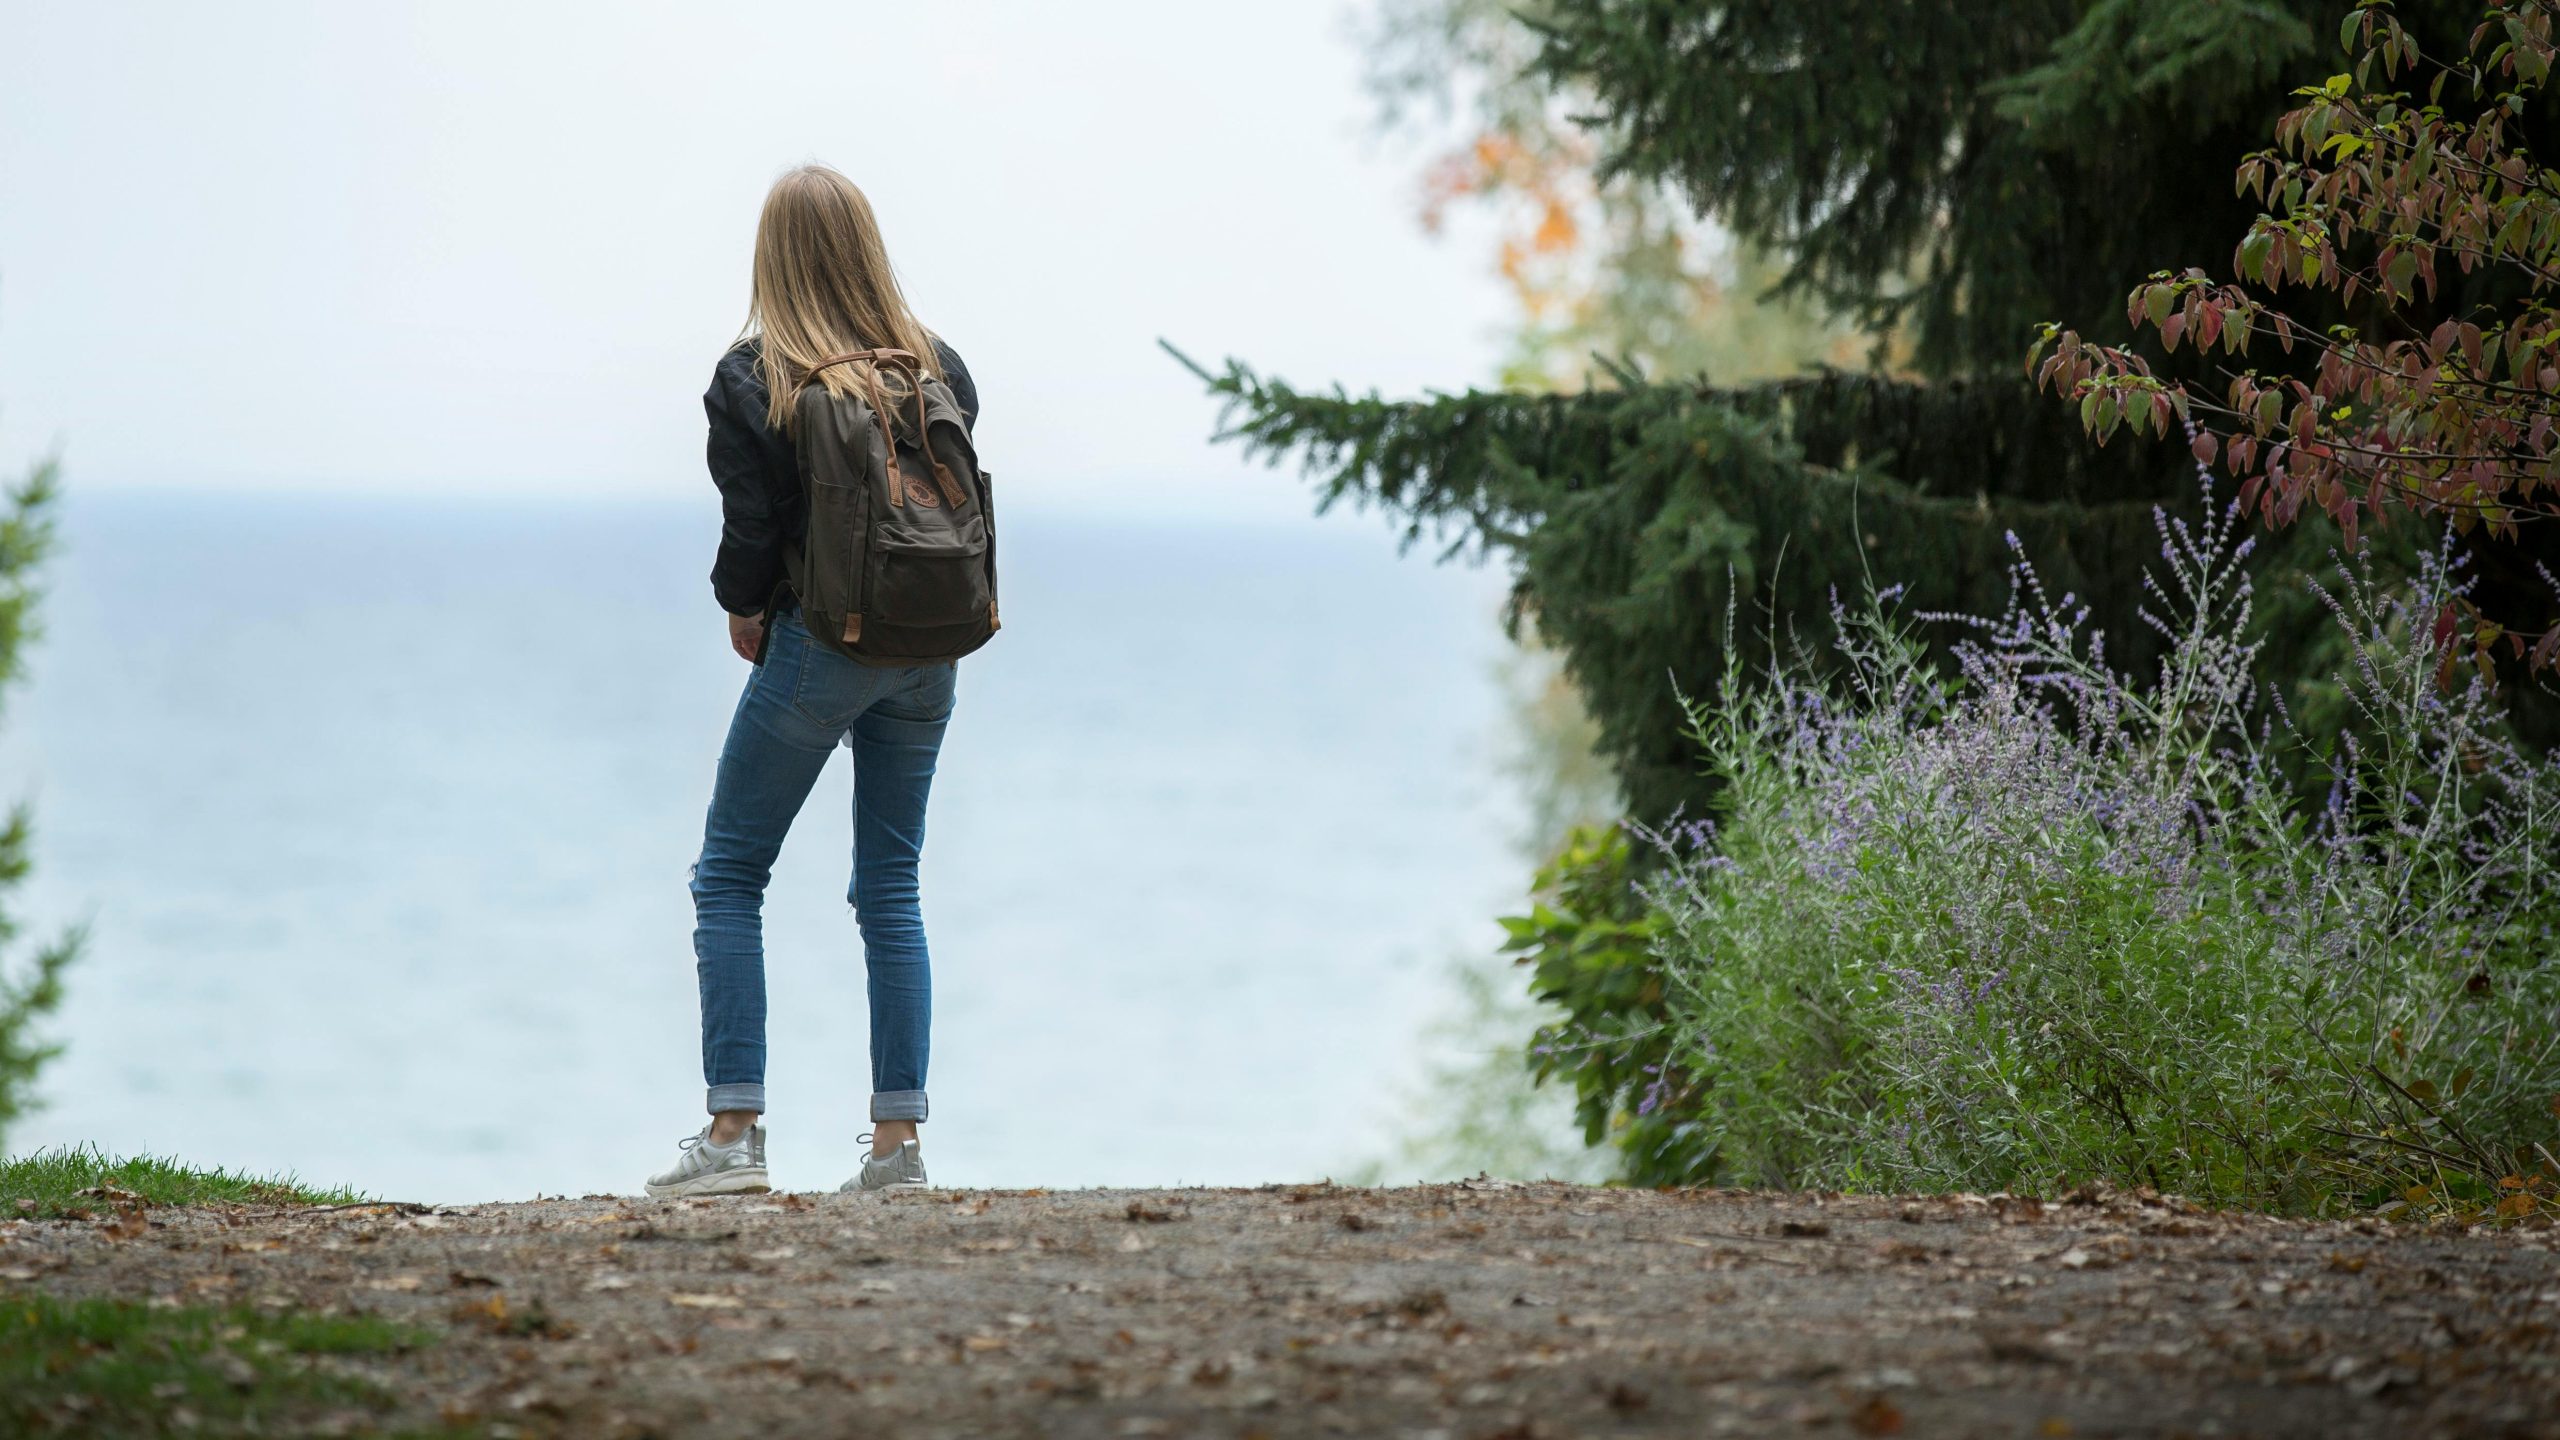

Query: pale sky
left=0, top=2, right=1510, bottom=515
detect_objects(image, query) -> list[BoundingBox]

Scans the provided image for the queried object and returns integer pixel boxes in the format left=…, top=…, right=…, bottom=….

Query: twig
left=2309, top=1122, right=2476, bottom=1172
left=2366, top=1064, right=2503, bottom=1177
left=287, top=1201, right=432, bottom=1218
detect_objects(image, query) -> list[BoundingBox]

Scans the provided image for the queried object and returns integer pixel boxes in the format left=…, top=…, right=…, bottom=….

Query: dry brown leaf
left=1850, top=1394, right=1906, bottom=1436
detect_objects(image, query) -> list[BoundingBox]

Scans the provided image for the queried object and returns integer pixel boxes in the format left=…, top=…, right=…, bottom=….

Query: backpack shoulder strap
left=801, top=349, right=966, bottom=507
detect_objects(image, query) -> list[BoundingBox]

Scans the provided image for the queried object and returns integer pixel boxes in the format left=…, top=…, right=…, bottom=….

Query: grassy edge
left=1, top=1146, right=371, bottom=1220
left=0, top=1291, right=464, bottom=1438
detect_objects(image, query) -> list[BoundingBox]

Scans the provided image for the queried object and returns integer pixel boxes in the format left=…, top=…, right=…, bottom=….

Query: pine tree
left=0, top=458, right=78, bottom=1148
left=1527, top=0, right=2343, bottom=378
left=1192, top=0, right=2555, bottom=823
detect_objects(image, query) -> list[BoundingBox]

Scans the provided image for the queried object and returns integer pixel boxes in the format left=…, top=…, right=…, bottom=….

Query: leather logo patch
left=903, top=475, right=944, bottom=508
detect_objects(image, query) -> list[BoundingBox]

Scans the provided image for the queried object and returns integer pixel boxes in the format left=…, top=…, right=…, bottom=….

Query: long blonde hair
left=744, top=164, right=943, bottom=433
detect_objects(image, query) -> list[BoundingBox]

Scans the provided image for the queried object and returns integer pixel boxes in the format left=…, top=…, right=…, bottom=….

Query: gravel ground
left=4, top=1180, right=2557, bottom=1438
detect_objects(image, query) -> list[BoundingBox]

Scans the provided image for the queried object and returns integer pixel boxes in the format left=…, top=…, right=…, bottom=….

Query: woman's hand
left=727, top=610, right=766, bottom=663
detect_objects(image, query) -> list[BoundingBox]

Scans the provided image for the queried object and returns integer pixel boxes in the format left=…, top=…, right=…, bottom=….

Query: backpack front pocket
left=867, top=514, right=991, bottom=627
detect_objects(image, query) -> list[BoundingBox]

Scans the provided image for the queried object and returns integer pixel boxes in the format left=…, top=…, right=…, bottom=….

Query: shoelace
left=676, top=1131, right=749, bottom=1167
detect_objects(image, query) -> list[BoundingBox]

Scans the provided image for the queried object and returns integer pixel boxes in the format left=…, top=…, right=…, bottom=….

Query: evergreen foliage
left=1525, top=0, right=2336, bottom=378
left=0, top=457, right=77, bottom=1148
left=1193, top=2, right=2560, bottom=826
left=1179, top=348, right=2329, bottom=823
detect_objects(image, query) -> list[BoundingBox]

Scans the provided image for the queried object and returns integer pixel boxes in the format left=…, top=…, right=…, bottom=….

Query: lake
left=0, top=490, right=1526, bottom=1202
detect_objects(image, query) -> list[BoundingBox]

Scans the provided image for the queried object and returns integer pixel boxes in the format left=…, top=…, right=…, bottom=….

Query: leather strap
left=800, top=349, right=967, bottom=508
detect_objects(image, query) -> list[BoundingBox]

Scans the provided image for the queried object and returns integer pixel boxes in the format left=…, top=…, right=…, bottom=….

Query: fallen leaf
left=1850, top=1394, right=1905, bottom=1436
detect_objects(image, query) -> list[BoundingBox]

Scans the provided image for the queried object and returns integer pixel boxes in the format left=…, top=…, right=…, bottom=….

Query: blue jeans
left=691, top=610, right=956, bottom=1124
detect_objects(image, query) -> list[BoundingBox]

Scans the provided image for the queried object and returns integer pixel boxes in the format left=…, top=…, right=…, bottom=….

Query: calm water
left=0, top=491, right=1522, bottom=1201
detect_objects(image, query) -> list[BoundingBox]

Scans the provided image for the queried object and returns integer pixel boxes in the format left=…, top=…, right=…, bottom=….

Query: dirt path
left=5, top=1180, right=2557, bottom=1438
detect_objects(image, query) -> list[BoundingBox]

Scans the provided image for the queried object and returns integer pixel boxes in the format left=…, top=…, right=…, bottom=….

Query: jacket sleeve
left=705, top=361, right=785, bottom=616
left=937, top=343, right=981, bottom=431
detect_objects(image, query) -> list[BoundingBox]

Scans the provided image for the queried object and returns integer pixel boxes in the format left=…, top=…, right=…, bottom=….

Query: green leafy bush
left=1531, top=488, right=2560, bottom=1214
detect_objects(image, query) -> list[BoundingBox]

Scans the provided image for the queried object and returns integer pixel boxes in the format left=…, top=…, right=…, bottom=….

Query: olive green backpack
left=783, top=348, right=999, bottom=666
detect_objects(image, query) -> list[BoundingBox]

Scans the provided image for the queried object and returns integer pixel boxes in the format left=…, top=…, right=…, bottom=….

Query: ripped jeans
left=690, top=609, right=956, bottom=1124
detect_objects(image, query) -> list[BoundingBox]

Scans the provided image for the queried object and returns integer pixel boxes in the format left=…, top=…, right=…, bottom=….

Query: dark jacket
left=704, top=337, right=980, bottom=616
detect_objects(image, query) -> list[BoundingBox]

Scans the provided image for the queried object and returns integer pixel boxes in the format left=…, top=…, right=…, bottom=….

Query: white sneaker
left=645, top=1123, right=770, bottom=1198
left=839, top=1134, right=927, bottom=1193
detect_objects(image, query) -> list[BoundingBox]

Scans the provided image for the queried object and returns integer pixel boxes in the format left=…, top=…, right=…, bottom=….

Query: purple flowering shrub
left=1617, top=488, right=2560, bottom=1212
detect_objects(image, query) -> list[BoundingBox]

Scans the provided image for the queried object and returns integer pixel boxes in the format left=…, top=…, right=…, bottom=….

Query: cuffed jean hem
left=871, top=1091, right=928, bottom=1123
left=706, top=1084, right=766, bottom=1115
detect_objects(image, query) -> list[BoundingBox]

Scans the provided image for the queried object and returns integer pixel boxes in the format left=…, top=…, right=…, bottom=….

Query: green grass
left=0, top=1293, right=451, bottom=1438
left=0, top=1147, right=369, bottom=1220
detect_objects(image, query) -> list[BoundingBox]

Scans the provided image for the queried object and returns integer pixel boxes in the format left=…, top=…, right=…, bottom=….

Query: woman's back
left=702, top=335, right=980, bottom=620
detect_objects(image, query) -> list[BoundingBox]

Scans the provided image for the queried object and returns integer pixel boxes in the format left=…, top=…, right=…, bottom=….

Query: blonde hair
left=743, top=164, right=943, bottom=433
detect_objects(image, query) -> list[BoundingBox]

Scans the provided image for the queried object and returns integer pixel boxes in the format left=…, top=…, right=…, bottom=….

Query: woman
left=648, top=165, right=980, bottom=1199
